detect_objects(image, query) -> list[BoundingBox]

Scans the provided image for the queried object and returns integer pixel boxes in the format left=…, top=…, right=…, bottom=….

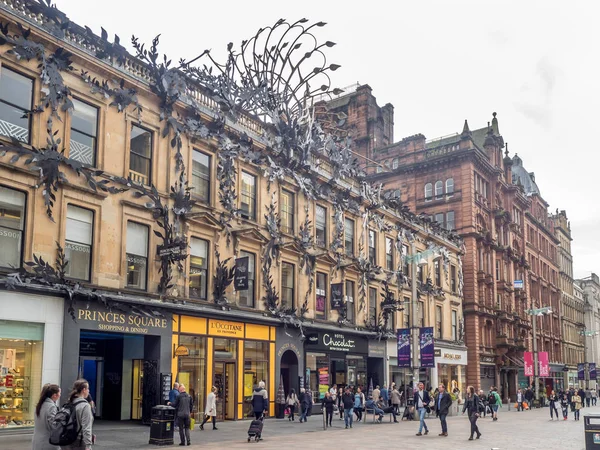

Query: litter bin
left=584, top=415, right=600, bottom=449
left=149, top=405, right=175, bottom=446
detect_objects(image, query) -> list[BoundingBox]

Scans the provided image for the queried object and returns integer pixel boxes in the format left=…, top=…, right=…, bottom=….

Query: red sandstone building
left=324, top=85, right=565, bottom=396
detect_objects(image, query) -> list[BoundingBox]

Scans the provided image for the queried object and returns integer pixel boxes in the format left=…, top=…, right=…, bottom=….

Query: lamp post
left=527, top=306, right=553, bottom=406
left=580, top=329, right=599, bottom=389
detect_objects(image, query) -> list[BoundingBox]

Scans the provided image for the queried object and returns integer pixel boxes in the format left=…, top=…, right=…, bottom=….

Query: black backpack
left=49, top=399, right=85, bottom=446
left=487, top=393, right=496, bottom=405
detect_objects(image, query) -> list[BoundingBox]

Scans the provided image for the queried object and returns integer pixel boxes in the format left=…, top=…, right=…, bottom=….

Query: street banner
left=330, top=283, right=344, bottom=309
left=524, top=352, right=534, bottom=377
left=578, top=363, right=585, bottom=380
left=538, top=351, right=549, bottom=377
left=591, top=363, right=597, bottom=380
left=234, top=256, right=249, bottom=290
left=397, top=328, right=411, bottom=368
left=420, top=327, right=435, bottom=368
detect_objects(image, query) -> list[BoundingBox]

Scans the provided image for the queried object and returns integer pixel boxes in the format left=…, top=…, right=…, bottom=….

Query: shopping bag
left=284, top=407, right=290, bottom=416
left=523, top=402, right=528, bottom=410
left=514, top=402, right=518, bottom=409
left=190, top=418, right=195, bottom=430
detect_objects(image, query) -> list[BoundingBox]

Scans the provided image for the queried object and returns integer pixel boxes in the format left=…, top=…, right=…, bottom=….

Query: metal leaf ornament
left=81, top=71, right=142, bottom=117
left=295, top=213, right=315, bottom=317
left=212, top=252, right=234, bottom=310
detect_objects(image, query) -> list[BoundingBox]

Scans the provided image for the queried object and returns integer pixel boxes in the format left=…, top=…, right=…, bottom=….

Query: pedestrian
left=342, top=387, right=355, bottom=429
left=548, top=390, right=559, bottom=420
left=572, top=391, right=582, bottom=421
left=354, top=387, right=365, bottom=422
left=252, top=381, right=269, bottom=420
left=171, top=384, right=193, bottom=446
left=414, top=382, right=431, bottom=436
left=329, top=384, right=337, bottom=402
left=381, top=383, right=389, bottom=406
left=322, top=391, right=335, bottom=427
left=516, top=389, right=524, bottom=412
left=200, top=386, right=217, bottom=430
left=593, top=389, right=598, bottom=406
left=560, top=394, right=570, bottom=420
left=376, top=396, right=398, bottom=423
left=462, top=385, right=481, bottom=441
left=286, top=388, right=299, bottom=421
left=337, top=387, right=345, bottom=420
left=524, top=387, right=533, bottom=409
left=578, top=387, right=586, bottom=409
left=61, top=379, right=94, bottom=450
left=391, top=384, right=401, bottom=415
left=434, top=383, right=452, bottom=437
left=372, top=385, right=380, bottom=402
left=586, top=388, right=592, bottom=407
left=477, top=390, right=487, bottom=417
left=489, top=387, right=501, bottom=421
left=169, top=382, right=180, bottom=404
left=299, top=388, right=311, bottom=423
left=32, top=383, right=60, bottom=450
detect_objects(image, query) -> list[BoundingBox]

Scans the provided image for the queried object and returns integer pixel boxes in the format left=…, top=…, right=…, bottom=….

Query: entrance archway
left=280, top=350, right=299, bottom=400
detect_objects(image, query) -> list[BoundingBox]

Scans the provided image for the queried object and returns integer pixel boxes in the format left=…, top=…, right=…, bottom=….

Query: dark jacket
left=172, top=392, right=193, bottom=418
left=341, top=392, right=354, bottom=409
left=525, top=389, right=534, bottom=401
left=413, top=390, right=431, bottom=408
left=322, top=396, right=335, bottom=412
left=251, top=387, right=268, bottom=413
left=462, top=394, right=480, bottom=416
left=435, top=392, right=453, bottom=416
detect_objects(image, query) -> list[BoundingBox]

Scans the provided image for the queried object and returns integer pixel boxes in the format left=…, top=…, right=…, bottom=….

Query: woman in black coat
left=322, top=392, right=335, bottom=427
left=462, top=386, right=481, bottom=441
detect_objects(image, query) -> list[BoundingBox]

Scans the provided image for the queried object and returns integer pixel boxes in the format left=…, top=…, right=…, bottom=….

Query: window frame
left=129, top=124, right=153, bottom=185
left=434, top=259, right=441, bottom=287
left=64, top=204, right=94, bottom=282
left=240, top=171, right=257, bottom=221
left=191, top=148, right=211, bottom=204
left=446, top=211, right=455, bottom=231
left=451, top=310, right=458, bottom=341
left=450, top=265, right=457, bottom=293
left=385, top=236, right=394, bottom=271
left=238, top=250, right=256, bottom=308
left=445, top=178, right=454, bottom=196
left=434, top=180, right=443, bottom=198
left=435, top=305, right=442, bottom=339
left=125, top=220, right=149, bottom=291
left=315, top=204, right=327, bottom=248
left=280, top=189, right=295, bottom=234
left=368, top=229, right=377, bottom=265
left=69, top=97, right=99, bottom=167
left=316, top=271, right=327, bottom=319
left=345, top=280, right=355, bottom=324
left=0, top=184, right=27, bottom=271
left=344, top=217, right=355, bottom=257
left=281, top=261, right=295, bottom=309
left=0, top=65, right=33, bottom=145
left=424, top=183, right=433, bottom=201
left=368, top=286, right=378, bottom=327
left=189, top=236, right=209, bottom=301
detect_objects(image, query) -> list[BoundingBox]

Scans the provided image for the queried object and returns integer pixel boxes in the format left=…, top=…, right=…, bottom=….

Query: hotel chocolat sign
left=77, top=308, right=168, bottom=334
left=306, top=331, right=368, bottom=354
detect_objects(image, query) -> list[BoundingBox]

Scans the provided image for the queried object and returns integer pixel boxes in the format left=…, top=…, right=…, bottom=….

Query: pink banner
left=539, top=352, right=549, bottom=377
left=524, top=351, right=534, bottom=376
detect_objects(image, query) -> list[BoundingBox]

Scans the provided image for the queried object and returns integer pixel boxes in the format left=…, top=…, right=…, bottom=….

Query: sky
left=55, top=0, right=600, bottom=278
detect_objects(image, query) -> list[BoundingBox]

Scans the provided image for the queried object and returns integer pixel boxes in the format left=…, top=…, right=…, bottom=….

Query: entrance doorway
left=78, top=356, right=104, bottom=418
left=280, top=350, right=299, bottom=397
left=131, top=359, right=144, bottom=420
left=214, top=362, right=236, bottom=421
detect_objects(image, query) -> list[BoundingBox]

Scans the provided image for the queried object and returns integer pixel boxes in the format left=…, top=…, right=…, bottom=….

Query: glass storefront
left=0, top=321, right=44, bottom=429
left=437, top=364, right=465, bottom=403
left=243, top=341, right=268, bottom=418
left=177, top=335, right=207, bottom=422
left=306, top=352, right=367, bottom=403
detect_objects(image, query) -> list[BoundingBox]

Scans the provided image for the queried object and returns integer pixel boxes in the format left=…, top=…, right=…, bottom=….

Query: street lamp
left=579, top=329, right=599, bottom=389
left=527, top=306, right=553, bottom=406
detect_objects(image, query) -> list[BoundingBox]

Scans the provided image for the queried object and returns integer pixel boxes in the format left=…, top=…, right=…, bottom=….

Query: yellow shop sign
left=208, top=319, right=244, bottom=338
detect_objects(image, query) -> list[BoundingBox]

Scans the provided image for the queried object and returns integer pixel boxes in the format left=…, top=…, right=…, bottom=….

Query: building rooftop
left=511, top=154, right=540, bottom=195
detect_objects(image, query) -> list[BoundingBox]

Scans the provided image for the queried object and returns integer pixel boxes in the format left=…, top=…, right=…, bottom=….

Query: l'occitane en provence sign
left=208, top=319, right=244, bottom=338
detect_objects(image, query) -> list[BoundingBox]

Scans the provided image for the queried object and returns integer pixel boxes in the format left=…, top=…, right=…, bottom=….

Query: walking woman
left=62, top=379, right=94, bottom=450
left=391, top=384, right=401, bottom=414
left=286, top=388, right=299, bottom=421
left=354, top=387, right=365, bottom=422
left=548, top=390, right=559, bottom=420
left=560, top=393, right=570, bottom=421
left=462, top=386, right=481, bottom=441
left=32, top=384, right=60, bottom=450
left=200, top=386, right=217, bottom=430
left=572, top=390, right=583, bottom=421
left=337, top=387, right=344, bottom=420
left=322, top=391, right=335, bottom=427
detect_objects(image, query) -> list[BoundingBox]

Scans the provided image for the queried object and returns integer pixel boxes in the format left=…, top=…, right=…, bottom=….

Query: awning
left=503, top=355, right=524, bottom=368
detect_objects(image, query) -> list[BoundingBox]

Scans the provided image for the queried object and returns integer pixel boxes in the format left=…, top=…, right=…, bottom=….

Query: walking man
left=435, top=383, right=452, bottom=437
left=414, top=382, right=431, bottom=436
left=516, top=389, right=524, bottom=412
left=524, top=387, right=533, bottom=409
left=489, top=387, right=501, bottom=421
left=171, top=384, right=193, bottom=446
left=342, top=387, right=355, bottom=429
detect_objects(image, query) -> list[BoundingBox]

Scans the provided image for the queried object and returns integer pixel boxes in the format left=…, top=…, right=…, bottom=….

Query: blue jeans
left=439, top=413, right=447, bottom=433
left=418, top=407, right=428, bottom=433
left=345, top=407, right=354, bottom=427
left=300, top=404, right=308, bottom=422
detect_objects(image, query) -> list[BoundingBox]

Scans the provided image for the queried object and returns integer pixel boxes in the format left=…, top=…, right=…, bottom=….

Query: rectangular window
left=0, top=67, right=33, bottom=143
left=281, top=262, right=294, bottom=309
left=368, top=230, right=376, bottom=265
left=434, top=260, right=441, bottom=287
left=446, top=211, right=455, bottom=231
left=403, top=296, right=410, bottom=327
left=417, top=264, right=424, bottom=283
left=496, top=260, right=500, bottom=280
left=0, top=186, right=25, bottom=269
left=238, top=251, right=256, bottom=307
left=129, top=125, right=152, bottom=184
left=280, top=190, right=295, bottom=234
left=369, top=287, right=377, bottom=327
left=451, top=310, right=458, bottom=341
left=403, top=245, right=410, bottom=276
left=344, top=218, right=355, bottom=257
left=451, top=265, right=457, bottom=293
left=385, top=237, right=394, bottom=271
left=126, top=221, right=148, bottom=290
left=316, top=272, right=327, bottom=319
left=315, top=205, right=327, bottom=247
left=70, top=98, right=98, bottom=166
left=418, top=300, right=424, bottom=327
left=65, top=205, right=93, bottom=281
left=189, top=237, right=208, bottom=300
left=192, top=149, right=211, bottom=203
left=345, top=280, right=355, bottom=323
left=434, top=213, right=444, bottom=226
left=240, top=172, right=257, bottom=220
left=435, top=305, right=442, bottom=339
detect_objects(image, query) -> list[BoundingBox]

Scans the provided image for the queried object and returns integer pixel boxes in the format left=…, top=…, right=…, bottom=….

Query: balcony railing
left=129, top=169, right=148, bottom=185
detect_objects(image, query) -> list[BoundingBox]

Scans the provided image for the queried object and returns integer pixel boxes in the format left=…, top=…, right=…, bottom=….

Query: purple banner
left=397, top=328, right=411, bottom=368
left=420, top=327, right=435, bottom=368
left=591, top=363, right=597, bottom=380
left=578, top=363, right=585, bottom=380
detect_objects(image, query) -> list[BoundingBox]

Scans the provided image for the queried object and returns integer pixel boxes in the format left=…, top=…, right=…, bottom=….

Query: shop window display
left=243, top=341, right=268, bottom=418
left=0, top=321, right=43, bottom=429
left=176, top=335, right=206, bottom=422
left=438, top=364, right=465, bottom=403
left=306, top=352, right=329, bottom=403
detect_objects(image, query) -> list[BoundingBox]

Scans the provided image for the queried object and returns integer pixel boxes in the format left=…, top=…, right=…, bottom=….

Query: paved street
left=1, top=404, right=597, bottom=450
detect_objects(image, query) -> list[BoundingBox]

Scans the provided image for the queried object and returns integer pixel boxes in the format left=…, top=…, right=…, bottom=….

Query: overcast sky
left=57, top=0, right=599, bottom=278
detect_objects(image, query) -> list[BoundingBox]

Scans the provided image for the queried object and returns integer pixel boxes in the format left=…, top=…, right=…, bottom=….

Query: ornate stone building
left=577, top=274, right=600, bottom=389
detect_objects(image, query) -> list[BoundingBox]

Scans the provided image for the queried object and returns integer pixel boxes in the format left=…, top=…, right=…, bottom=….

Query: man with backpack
left=488, top=387, right=501, bottom=421
left=50, top=379, right=94, bottom=450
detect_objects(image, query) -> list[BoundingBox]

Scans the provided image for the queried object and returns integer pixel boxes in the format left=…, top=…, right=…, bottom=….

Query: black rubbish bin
left=584, top=415, right=600, bottom=449
left=149, top=405, right=175, bottom=446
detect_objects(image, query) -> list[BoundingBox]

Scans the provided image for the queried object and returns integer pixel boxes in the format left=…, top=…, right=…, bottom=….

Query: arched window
left=446, top=178, right=454, bottom=195
left=435, top=181, right=443, bottom=198
left=425, top=183, right=433, bottom=201
left=392, top=158, right=399, bottom=169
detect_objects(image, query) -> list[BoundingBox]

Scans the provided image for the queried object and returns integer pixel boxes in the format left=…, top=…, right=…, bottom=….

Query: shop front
left=61, top=302, right=172, bottom=424
left=431, top=344, right=467, bottom=403
left=275, top=328, right=304, bottom=406
left=541, top=364, right=566, bottom=396
left=0, top=291, right=64, bottom=431
left=480, top=355, right=497, bottom=396
left=172, top=315, right=276, bottom=421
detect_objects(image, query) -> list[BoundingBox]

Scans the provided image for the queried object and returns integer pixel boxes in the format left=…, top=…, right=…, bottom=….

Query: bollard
left=508, top=397, right=511, bottom=411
